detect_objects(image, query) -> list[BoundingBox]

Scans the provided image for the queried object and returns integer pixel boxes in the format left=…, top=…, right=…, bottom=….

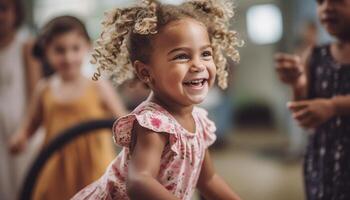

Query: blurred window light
left=246, top=4, right=283, bottom=45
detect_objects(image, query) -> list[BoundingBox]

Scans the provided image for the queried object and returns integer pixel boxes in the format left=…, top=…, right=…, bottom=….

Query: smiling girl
left=73, top=0, right=242, bottom=199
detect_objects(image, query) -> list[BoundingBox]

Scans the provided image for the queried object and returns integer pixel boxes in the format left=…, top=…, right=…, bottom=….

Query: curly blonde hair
left=92, top=0, right=242, bottom=89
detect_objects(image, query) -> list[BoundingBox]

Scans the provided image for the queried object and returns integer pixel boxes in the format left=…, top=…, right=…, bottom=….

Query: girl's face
left=317, top=0, right=350, bottom=39
left=46, top=31, right=90, bottom=80
left=0, top=0, right=16, bottom=37
left=142, top=18, right=216, bottom=106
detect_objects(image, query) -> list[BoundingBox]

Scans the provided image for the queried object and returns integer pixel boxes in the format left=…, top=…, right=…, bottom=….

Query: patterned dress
left=304, top=44, right=350, bottom=200
left=72, top=101, right=217, bottom=200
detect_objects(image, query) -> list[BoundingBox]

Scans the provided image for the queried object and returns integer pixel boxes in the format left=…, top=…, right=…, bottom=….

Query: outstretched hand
left=288, top=99, right=336, bottom=129
left=274, top=53, right=304, bottom=85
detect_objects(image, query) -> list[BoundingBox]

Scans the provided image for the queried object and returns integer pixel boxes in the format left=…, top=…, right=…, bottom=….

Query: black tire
left=19, top=118, right=115, bottom=200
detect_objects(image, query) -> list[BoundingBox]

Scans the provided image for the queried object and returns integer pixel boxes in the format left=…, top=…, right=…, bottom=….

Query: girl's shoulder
left=112, top=102, right=217, bottom=152
left=112, top=101, right=177, bottom=147
left=193, top=107, right=215, bottom=127
left=192, top=106, right=217, bottom=148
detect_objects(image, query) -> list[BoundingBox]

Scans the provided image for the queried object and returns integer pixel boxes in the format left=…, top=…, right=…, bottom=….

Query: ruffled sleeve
left=194, top=107, right=217, bottom=148
left=112, top=103, right=180, bottom=154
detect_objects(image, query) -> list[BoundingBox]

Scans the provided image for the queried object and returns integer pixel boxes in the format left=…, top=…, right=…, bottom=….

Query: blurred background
left=0, top=0, right=335, bottom=200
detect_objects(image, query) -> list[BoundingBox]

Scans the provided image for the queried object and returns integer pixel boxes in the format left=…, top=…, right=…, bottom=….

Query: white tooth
left=191, top=79, right=202, bottom=84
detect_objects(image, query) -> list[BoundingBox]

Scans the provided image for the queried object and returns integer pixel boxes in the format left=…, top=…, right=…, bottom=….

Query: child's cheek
left=210, top=76, right=216, bottom=88
left=210, top=65, right=217, bottom=87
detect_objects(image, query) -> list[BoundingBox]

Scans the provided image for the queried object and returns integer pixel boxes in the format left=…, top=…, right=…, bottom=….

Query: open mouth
left=183, top=78, right=207, bottom=87
left=321, top=17, right=339, bottom=25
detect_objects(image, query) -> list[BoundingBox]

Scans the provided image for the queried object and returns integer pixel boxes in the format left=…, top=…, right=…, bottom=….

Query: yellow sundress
left=33, top=81, right=115, bottom=200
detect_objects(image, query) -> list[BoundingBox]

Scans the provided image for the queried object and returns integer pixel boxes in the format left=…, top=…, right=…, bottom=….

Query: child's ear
left=134, top=60, right=151, bottom=84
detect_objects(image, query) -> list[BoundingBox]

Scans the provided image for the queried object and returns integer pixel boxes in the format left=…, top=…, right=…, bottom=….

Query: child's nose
left=190, top=59, right=205, bottom=73
left=322, top=0, right=335, bottom=10
left=63, top=52, right=75, bottom=63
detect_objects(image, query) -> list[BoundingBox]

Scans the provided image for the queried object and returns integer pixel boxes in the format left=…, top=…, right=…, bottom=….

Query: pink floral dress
left=72, top=101, right=216, bottom=200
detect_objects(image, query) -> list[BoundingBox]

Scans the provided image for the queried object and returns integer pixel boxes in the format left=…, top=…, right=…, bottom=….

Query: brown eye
left=54, top=46, right=65, bottom=54
left=173, top=53, right=190, bottom=60
left=202, top=51, right=212, bottom=57
left=73, top=44, right=80, bottom=52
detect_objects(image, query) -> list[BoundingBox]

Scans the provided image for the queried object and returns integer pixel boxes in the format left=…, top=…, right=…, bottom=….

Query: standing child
left=73, top=0, right=242, bottom=199
left=275, top=0, right=350, bottom=199
left=0, top=0, right=42, bottom=198
left=9, top=16, right=127, bottom=200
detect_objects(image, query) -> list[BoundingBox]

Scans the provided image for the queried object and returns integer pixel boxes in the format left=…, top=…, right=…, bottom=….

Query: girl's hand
left=8, top=132, right=28, bottom=154
left=288, top=99, right=336, bottom=129
left=274, top=53, right=304, bottom=86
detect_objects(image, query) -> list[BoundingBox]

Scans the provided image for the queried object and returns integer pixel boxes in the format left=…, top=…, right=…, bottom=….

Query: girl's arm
left=291, top=47, right=313, bottom=101
left=332, top=95, right=350, bottom=116
left=291, top=74, right=308, bottom=101
left=287, top=95, right=350, bottom=129
left=127, top=123, right=179, bottom=200
left=197, top=150, right=241, bottom=200
left=96, top=79, right=128, bottom=117
left=23, top=39, right=42, bottom=99
left=8, top=80, right=45, bottom=154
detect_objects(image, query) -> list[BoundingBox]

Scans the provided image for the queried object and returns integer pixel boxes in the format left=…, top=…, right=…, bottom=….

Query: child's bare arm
left=127, top=123, right=179, bottom=200
left=332, top=95, right=350, bottom=116
left=287, top=95, right=350, bottom=129
left=23, top=39, right=42, bottom=99
left=197, top=150, right=241, bottom=200
left=8, top=80, right=45, bottom=154
left=97, top=79, right=128, bottom=117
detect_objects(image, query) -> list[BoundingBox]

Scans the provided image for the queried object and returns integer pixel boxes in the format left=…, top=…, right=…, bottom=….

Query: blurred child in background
left=275, top=0, right=350, bottom=199
left=0, top=0, right=42, bottom=198
left=9, top=15, right=127, bottom=200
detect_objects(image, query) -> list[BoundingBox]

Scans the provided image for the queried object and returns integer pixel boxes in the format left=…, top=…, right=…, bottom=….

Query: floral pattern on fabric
left=72, top=101, right=216, bottom=200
